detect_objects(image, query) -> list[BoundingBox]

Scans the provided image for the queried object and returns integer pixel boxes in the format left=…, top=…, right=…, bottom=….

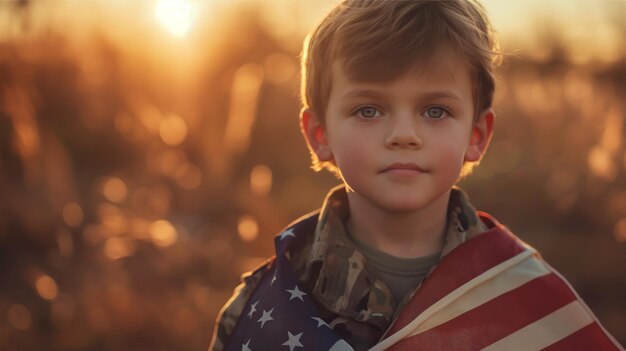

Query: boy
left=211, top=1, right=623, bottom=350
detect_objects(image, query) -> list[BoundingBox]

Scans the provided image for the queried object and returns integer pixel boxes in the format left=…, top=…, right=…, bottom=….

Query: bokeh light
left=35, top=275, right=58, bottom=300
left=159, top=114, right=188, bottom=146
left=104, top=237, right=134, bottom=260
left=62, top=202, right=84, bottom=227
left=238, top=216, right=259, bottom=242
left=8, top=304, right=32, bottom=331
left=150, top=220, right=178, bottom=247
left=102, top=178, right=128, bottom=203
left=250, top=165, right=272, bottom=196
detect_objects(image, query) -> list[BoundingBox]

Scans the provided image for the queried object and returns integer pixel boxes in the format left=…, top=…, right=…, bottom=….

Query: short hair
left=300, top=0, right=500, bottom=176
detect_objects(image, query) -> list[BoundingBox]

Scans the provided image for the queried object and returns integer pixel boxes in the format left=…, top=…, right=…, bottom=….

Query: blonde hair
left=300, top=0, right=500, bottom=175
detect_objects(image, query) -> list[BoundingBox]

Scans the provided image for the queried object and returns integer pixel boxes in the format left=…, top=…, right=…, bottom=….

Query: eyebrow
left=342, top=89, right=462, bottom=101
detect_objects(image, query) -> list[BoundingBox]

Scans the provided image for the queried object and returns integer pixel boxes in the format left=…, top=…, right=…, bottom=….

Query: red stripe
left=388, top=273, right=577, bottom=350
left=387, top=215, right=526, bottom=336
left=541, top=322, right=622, bottom=351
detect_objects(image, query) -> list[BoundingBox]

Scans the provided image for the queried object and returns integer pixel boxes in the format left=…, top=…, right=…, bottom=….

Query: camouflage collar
left=288, top=185, right=488, bottom=331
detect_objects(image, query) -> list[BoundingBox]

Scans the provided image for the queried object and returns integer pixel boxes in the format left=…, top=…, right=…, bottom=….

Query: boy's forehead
left=331, top=53, right=472, bottom=91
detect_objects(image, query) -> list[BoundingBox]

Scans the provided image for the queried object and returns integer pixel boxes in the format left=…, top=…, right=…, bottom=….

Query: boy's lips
left=380, top=162, right=427, bottom=174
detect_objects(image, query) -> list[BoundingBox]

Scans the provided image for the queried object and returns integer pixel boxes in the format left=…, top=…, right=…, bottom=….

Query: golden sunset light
left=155, top=0, right=194, bottom=37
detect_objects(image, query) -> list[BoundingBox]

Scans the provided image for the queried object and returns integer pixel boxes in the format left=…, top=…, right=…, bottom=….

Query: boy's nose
left=385, top=115, right=423, bottom=149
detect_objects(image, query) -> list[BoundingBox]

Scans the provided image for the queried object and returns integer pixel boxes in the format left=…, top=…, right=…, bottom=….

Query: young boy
left=210, top=1, right=623, bottom=350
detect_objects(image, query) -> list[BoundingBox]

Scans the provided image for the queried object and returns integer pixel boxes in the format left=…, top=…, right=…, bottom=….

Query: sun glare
left=155, top=0, right=194, bottom=37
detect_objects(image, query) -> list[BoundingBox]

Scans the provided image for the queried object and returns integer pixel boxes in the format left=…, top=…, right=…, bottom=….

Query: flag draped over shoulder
left=224, top=217, right=354, bottom=351
left=223, top=211, right=623, bottom=351
left=371, top=213, right=623, bottom=351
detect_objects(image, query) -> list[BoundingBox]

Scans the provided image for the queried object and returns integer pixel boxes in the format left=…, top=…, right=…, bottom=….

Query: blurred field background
left=1, top=0, right=625, bottom=350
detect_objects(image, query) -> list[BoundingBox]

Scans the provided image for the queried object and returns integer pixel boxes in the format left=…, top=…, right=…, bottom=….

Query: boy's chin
left=368, top=194, right=443, bottom=215
left=344, top=181, right=452, bottom=214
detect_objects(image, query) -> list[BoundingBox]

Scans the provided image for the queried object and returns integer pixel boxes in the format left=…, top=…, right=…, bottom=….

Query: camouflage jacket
left=210, top=185, right=488, bottom=351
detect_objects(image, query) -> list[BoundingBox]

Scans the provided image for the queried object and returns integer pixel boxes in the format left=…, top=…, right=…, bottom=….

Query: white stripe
left=369, top=247, right=537, bottom=351
left=481, top=300, right=593, bottom=351
left=407, top=255, right=551, bottom=337
left=541, top=261, right=625, bottom=350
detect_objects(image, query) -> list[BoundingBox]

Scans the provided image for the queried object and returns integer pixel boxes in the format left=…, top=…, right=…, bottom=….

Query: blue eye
left=425, top=107, right=448, bottom=119
left=354, top=106, right=381, bottom=119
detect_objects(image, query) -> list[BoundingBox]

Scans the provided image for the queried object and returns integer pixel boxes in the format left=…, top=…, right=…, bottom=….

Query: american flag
left=224, top=212, right=623, bottom=351
left=224, top=224, right=354, bottom=351
left=371, top=213, right=623, bottom=351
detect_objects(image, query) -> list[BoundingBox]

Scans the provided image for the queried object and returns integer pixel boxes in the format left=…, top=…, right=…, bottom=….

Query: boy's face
left=302, top=52, right=494, bottom=213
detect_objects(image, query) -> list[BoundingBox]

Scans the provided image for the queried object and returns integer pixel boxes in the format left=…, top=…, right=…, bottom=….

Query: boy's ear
left=300, top=108, right=333, bottom=162
left=464, top=108, right=495, bottom=162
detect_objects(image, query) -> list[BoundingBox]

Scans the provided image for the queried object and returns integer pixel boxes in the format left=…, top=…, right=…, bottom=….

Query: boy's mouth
left=380, top=163, right=427, bottom=174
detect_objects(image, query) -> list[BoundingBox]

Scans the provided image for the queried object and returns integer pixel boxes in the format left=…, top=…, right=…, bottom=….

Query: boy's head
left=300, top=0, right=500, bottom=178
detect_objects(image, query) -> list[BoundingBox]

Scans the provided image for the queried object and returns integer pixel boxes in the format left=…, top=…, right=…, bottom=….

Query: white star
left=279, top=228, right=295, bottom=240
left=311, top=316, right=330, bottom=328
left=241, top=339, right=252, bottom=351
left=286, top=285, right=307, bottom=301
left=257, top=308, right=274, bottom=328
left=247, top=300, right=259, bottom=318
left=282, top=331, right=303, bottom=351
left=271, top=272, right=277, bottom=286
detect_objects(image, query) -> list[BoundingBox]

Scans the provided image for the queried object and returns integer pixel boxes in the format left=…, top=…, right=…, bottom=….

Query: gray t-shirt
left=348, top=233, right=441, bottom=305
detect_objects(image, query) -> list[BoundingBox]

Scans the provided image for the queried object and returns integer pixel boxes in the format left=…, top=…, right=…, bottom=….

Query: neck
left=346, top=190, right=450, bottom=259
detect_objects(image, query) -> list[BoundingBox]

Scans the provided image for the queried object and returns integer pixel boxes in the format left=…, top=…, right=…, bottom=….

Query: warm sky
left=1, top=0, right=624, bottom=63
